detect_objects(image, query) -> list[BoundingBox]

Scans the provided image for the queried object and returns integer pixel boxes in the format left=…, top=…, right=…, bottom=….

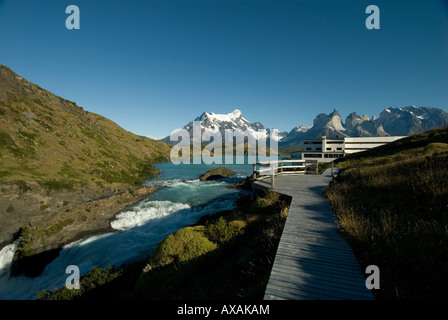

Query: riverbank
left=38, top=189, right=291, bottom=300
left=2, top=184, right=165, bottom=277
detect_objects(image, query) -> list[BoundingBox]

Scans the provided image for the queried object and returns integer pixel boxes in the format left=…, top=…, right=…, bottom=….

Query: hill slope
left=0, top=65, right=170, bottom=187
left=324, top=125, right=448, bottom=299
left=0, top=65, right=171, bottom=265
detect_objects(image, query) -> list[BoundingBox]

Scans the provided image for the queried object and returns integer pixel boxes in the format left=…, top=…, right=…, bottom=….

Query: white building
left=298, top=135, right=406, bottom=162
left=343, top=136, right=406, bottom=154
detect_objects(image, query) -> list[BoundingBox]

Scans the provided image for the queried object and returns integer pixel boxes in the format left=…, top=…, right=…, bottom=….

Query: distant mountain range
left=161, top=107, right=448, bottom=148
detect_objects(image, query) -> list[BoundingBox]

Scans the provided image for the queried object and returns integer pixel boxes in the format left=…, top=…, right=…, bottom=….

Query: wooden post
left=331, top=160, right=334, bottom=179
left=316, top=161, right=319, bottom=175
left=253, top=164, right=256, bottom=180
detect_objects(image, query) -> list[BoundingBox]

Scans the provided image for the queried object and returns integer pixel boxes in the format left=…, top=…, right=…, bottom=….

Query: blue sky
left=0, top=0, right=447, bottom=138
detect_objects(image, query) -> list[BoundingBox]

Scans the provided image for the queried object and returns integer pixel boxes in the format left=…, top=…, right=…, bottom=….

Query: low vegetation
left=38, top=191, right=290, bottom=300
left=37, top=265, right=123, bottom=300
left=324, top=126, right=448, bottom=299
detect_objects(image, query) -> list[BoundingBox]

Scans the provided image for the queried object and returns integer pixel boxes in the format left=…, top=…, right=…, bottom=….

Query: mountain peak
left=331, top=108, right=340, bottom=117
left=161, top=108, right=279, bottom=144
left=230, top=109, right=242, bottom=118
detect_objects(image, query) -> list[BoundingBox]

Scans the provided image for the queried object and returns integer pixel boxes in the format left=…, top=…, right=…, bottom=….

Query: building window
left=304, top=154, right=322, bottom=158
left=316, top=148, right=321, bottom=151
left=324, top=154, right=343, bottom=158
left=337, top=147, right=342, bottom=150
left=326, top=148, right=332, bottom=151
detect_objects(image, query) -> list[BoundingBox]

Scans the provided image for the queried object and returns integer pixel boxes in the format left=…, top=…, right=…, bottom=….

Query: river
left=0, top=158, right=261, bottom=300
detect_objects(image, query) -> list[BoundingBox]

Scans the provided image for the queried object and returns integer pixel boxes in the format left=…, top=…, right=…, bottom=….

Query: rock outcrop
left=199, top=167, right=235, bottom=181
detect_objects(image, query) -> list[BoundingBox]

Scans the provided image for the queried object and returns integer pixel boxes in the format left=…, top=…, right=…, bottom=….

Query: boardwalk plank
left=268, top=274, right=373, bottom=300
left=272, top=255, right=366, bottom=281
left=254, top=169, right=375, bottom=300
left=269, top=263, right=372, bottom=294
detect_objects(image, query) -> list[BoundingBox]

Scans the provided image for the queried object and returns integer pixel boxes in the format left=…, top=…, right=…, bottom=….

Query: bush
left=39, top=178, right=75, bottom=191
left=37, top=265, right=122, bottom=300
left=204, top=217, right=246, bottom=245
left=254, top=191, right=280, bottom=208
left=16, top=225, right=34, bottom=256
left=143, top=226, right=218, bottom=272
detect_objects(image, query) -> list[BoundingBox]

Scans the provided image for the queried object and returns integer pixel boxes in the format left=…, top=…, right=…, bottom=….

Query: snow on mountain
left=279, top=106, right=448, bottom=147
left=160, top=106, right=448, bottom=148
left=161, top=109, right=280, bottom=145
left=375, top=106, right=448, bottom=136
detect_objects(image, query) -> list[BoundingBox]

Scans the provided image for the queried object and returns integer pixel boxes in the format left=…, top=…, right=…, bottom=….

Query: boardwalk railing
left=253, top=159, right=319, bottom=189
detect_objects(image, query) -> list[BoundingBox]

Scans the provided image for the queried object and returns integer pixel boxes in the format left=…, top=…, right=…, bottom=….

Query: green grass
left=43, top=219, right=75, bottom=237
left=324, top=126, right=448, bottom=300
left=0, top=65, right=172, bottom=189
left=16, top=180, right=32, bottom=193
left=38, top=179, right=76, bottom=192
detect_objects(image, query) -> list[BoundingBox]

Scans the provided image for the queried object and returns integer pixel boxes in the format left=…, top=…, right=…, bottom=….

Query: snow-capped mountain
left=160, top=109, right=283, bottom=145
left=161, top=106, right=448, bottom=148
left=279, top=106, right=448, bottom=147
left=376, top=106, right=448, bottom=136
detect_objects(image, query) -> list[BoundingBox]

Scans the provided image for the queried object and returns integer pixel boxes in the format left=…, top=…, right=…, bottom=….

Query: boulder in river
left=199, top=167, right=235, bottom=181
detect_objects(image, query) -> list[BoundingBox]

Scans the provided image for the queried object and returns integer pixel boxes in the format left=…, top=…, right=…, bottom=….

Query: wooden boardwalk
left=253, top=169, right=375, bottom=300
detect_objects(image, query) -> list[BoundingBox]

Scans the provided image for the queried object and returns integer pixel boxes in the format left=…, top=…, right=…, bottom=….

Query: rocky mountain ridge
left=162, top=107, right=448, bottom=148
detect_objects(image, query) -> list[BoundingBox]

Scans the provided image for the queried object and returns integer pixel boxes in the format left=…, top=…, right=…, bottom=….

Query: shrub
left=44, top=219, right=74, bottom=237
left=17, top=225, right=34, bottom=256
left=16, top=180, right=32, bottom=193
left=204, top=217, right=246, bottom=245
left=143, top=226, right=218, bottom=272
left=37, top=265, right=122, bottom=300
left=254, top=190, right=280, bottom=208
left=39, top=179, right=75, bottom=191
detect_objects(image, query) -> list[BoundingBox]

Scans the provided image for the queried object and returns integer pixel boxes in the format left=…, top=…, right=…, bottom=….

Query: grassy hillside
left=0, top=65, right=171, bottom=188
left=0, top=65, right=171, bottom=258
left=324, top=125, right=448, bottom=299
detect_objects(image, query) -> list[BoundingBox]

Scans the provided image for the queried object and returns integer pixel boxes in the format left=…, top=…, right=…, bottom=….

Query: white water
left=0, top=171, right=249, bottom=299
